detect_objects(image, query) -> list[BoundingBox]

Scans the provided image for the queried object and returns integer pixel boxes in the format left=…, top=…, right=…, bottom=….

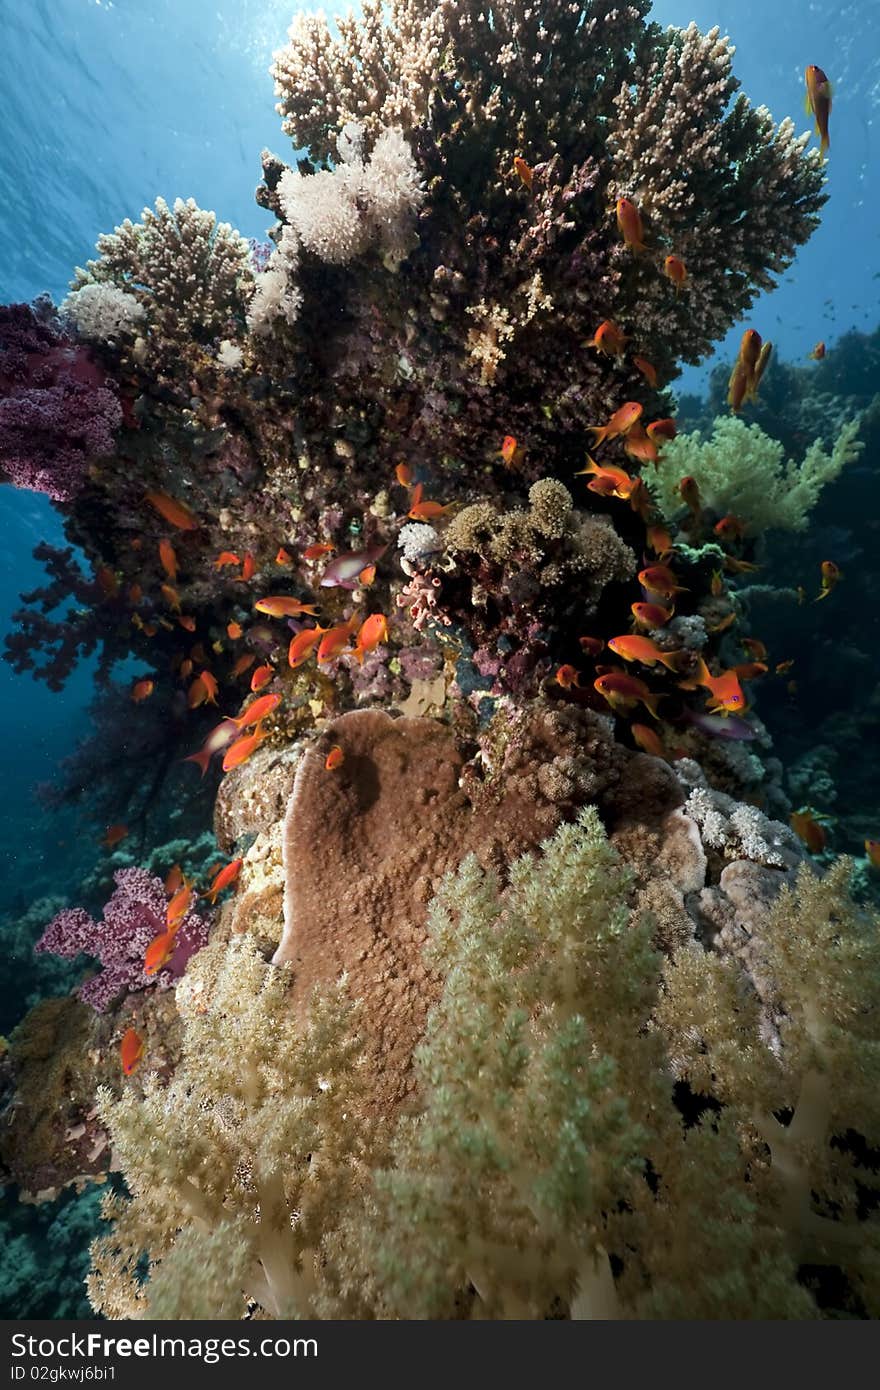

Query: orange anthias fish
left=227, top=620, right=243, bottom=640
left=275, top=547, right=293, bottom=565
left=775, top=659, right=795, bottom=676
left=679, top=476, right=702, bottom=518
left=216, top=551, right=241, bottom=570
left=663, top=255, right=687, bottom=289
left=158, top=538, right=178, bottom=582
left=645, top=418, right=677, bottom=444
left=164, top=864, right=184, bottom=896
left=145, top=491, right=199, bottom=531
left=575, top=457, right=637, bottom=500
left=408, top=483, right=454, bottom=521
left=161, top=583, right=181, bottom=612
left=288, top=626, right=325, bottom=670
left=687, top=657, right=746, bottom=715
left=791, top=808, right=827, bottom=855
left=303, top=542, right=335, bottom=561
left=101, top=823, right=128, bottom=849
left=206, top=858, right=242, bottom=904
left=710, top=569, right=725, bottom=597
left=254, top=596, right=320, bottom=618
left=638, top=565, right=688, bottom=599
left=815, top=559, right=841, bottom=602
left=250, top=663, right=274, bottom=692
left=223, top=724, right=268, bottom=772
left=631, top=602, right=673, bottom=629
left=131, top=678, right=155, bottom=703
left=234, top=692, right=282, bottom=730
left=231, top=652, right=256, bottom=677
left=167, top=879, right=195, bottom=931
left=358, top=564, right=377, bottom=587
left=616, top=197, right=646, bottom=253
left=497, top=435, right=526, bottom=468
left=177, top=615, right=196, bottom=632
left=607, top=635, right=691, bottom=673
left=809, top=341, right=826, bottom=361
left=724, top=556, right=761, bottom=574
left=578, top=636, right=604, bottom=657
left=120, top=1028, right=144, bottom=1076
left=179, top=658, right=194, bottom=680
left=555, top=664, right=581, bottom=689
left=96, top=566, right=119, bottom=598
left=708, top=611, right=737, bottom=635
left=187, top=672, right=218, bottom=708
left=594, top=671, right=661, bottom=720
left=714, top=515, right=746, bottom=542
left=865, top=840, right=880, bottom=870
left=395, top=462, right=414, bottom=488
left=728, top=329, right=772, bottom=412
left=317, top=615, right=360, bottom=663
left=513, top=155, right=534, bottom=190
left=631, top=723, right=667, bottom=759
left=741, top=637, right=768, bottom=661
left=646, top=525, right=673, bottom=560
left=805, top=64, right=832, bottom=158
left=585, top=320, right=627, bottom=357
left=621, top=424, right=658, bottom=465
left=353, top=613, right=389, bottom=664
left=182, top=718, right=239, bottom=776
left=325, top=745, right=345, bottom=771
left=632, top=356, right=658, bottom=389
left=590, top=401, right=643, bottom=447
left=128, top=582, right=143, bottom=605
left=732, top=662, right=769, bottom=682
left=144, top=931, right=176, bottom=977
left=240, top=552, right=256, bottom=582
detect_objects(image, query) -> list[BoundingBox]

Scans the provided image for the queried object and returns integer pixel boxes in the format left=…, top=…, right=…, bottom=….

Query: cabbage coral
left=654, top=415, right=862, bottom=533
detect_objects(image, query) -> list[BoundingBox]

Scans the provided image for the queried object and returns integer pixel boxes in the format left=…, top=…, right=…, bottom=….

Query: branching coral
left=654, top=415, right=862, bottom=533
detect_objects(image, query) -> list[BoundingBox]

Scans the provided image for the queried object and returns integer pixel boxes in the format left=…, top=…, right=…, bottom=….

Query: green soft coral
left=654, top=415, right=862, bottom=533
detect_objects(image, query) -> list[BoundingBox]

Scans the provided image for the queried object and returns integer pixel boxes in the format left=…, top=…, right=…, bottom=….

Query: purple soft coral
left=35, top=866, right=209, bottom=1012
left=0, top=301, right=121, bottom=501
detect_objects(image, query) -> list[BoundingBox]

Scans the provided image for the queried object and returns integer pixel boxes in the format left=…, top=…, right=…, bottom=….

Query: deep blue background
left=0, top=0, right=877, bottom=913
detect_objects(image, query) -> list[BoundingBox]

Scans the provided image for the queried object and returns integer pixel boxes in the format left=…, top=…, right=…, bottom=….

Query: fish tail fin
left=589, top=427, right=609, bottom=446
left=182, top=749, right=212, bottom=777
left=642, top=692, right=662, bottom=722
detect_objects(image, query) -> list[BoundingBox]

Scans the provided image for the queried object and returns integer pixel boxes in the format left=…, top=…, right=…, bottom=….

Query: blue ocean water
left=0, top=0, right=878, bottom=1320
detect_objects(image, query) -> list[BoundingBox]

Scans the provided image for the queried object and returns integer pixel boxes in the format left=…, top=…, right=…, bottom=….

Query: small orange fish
left=303, top=542, right=335, bottom=561
left=161, top=583, right=181, bottom=612
left=590, top=401, right=643, bottom=447
left=216, top=551, right=241, bottom=570
left=575, top=457, right=637, bottom=499
left=607, top=635, right=691, bottom=674
left=714, top=515, right=746, bottom=542
left=358, top=565, right=377, bottom=587
left=144, top=931, right=176, bottom=977
left=408, top=483, right=454, bottom=521
left=790, top=808, right=827, bottom=855
left=621, top=423, right=658, bottom=465
left=206, top=857, right=243, bottom=904
left=395, top=463, right=414, bottom=488
left=131, top=678, right=155, bottom=702
left=164, top=864, right=184, bottom=896
left=497, top=435, right=525, bottom=468
left=638, top=565, right=688, bottom=599
left=177, top=615, right=196, bottom=633
left=166, top=879, right=195, bottom=931
left=227, top=621, right=243, bottom=640
left=555, top=664, right=581, bottom=689
left=101, top=823, right=128, bottom=849
left=182, top=718, right=239, bottom=776
left=223, top=724, right=268, bottom=772
left=128, top=583, right=143, bottom=605
left=585, top=320, right=627, bottom=357
left=286, top=626, right=323, bottom=670
left=616, top=197, right=646, bottom=253
left=187, top=671, right=218, bottom=708
left=120, top=1028, right=144, bottom=1075
left=354, top=613, right=389, bottom=664
left=707, top=611, right=737, bottom=634
left=645, top=418, right=677, bottom=445
left=513, top=155, right=533, bottom=191
left=158, top=538, right=178, bottom=582
left=632, top=356, right=658, bottom=388
left=325, top=745, right=345, bottom=771
left=727, top=358, right=751, bottom=413
left=631, top=602, right=672, bottom=629
left=232, top=652, right=256, bottom=677
left=732, top=662, right=768, bottom=682
left=142, top=623, right=158, bottom=637
left=179, top=658, right=194, bottom=680
left=865, top=839, right=880, bottom=870
left=96, top=567, right=119, bottom=599
left=145, top=491, right=198, bottom=531
left=741, top=638, right=768, bottom=661
left=663, top=255, right=687, bottom=289
left=594, top=671, right=661, bottom=720
left=275, top=547, right=293, bottom=565
left=679, top=476, right=701, bottom=517
left=814, top=559, right=841, bottom=602
left=317, top=615, right=360, bottom=663
left=805, top=64, right=832, bottom=158
left=234, top=692, right=283, bottom=729
left=646, top=525, right=673, bottom=560
left=250, top=663, right=274, bottom=692
left=710, top=570, right=725, bottom=597
left=688, top=657, right=745, bottom=715
left=775, top=659, right=795, bottom=675
left=728, top=329, right=772, bottom=412
left=809, top=341, right=826, bottom=360
left=578, top=636, right=604, bottom=657
left=255, top=596, right=320, bottom=618
left=724, top=556, right=761, bottom=574
left=240, top=552, right=256, bottom=582
left=631, top=723, right=667, bottom=759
